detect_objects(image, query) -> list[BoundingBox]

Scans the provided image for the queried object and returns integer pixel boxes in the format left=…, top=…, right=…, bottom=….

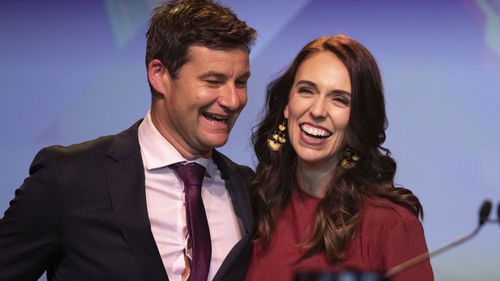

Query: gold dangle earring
left=339, top=147, right=360, bottom=169
left=267, top=119, right=287, bottom=151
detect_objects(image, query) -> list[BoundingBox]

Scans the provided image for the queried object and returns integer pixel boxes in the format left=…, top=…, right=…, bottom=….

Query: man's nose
left=218, top=84, right=246, bottom=111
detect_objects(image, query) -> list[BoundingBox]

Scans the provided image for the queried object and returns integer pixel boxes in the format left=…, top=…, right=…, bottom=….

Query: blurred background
left=1, top=0, right=499, bottom=280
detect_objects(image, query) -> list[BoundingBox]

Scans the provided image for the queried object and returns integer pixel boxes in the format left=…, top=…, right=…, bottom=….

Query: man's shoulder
left=212, top=150, right=255, bottom=179
left=35, top=121, right=141, bottom=164
left=47, top=134, right=115, bottom=155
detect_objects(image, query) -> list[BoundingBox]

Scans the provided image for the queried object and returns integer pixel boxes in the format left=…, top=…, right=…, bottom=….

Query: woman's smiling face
left=284, top=51, right=352, bottom=168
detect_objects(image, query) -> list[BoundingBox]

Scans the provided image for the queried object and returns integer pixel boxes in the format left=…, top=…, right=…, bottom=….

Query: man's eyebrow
left=237, top=71, right=251, bottom=81
left=198, top=71, right=251, bottom=81
left=198, top=71, right=228, bottom=80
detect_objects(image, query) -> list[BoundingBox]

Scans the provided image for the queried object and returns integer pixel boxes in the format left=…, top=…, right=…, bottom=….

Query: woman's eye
left=332, top=96, right=350, bottom=106
left=298, top=87, right=314, bottom=95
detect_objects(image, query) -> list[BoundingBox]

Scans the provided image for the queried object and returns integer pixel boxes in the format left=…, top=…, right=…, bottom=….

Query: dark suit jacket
left=0, top=121, right=255, bottom=281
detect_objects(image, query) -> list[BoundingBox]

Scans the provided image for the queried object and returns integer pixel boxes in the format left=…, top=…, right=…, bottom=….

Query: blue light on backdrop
left=1, top=0, right=499, bottom=280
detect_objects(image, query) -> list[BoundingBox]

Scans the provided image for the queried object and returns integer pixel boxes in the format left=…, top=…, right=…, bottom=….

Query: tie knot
left=171, top=162, right=206, bottom=187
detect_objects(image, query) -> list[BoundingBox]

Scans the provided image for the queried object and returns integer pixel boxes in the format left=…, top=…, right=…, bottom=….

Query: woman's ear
left=283, top=105, right=289, bottom=119
left=147, top=59, right=170, bottom=96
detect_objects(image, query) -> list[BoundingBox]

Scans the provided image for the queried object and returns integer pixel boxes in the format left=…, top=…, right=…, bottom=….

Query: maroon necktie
left=171, top=162, right=211, bottom=281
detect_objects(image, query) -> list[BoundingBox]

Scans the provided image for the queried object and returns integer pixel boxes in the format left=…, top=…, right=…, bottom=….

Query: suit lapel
left=211, top=150, right=253, bottom=281
left=104, top=122, right=169, bottom=281
left=103, top=127, right=252, bottom=281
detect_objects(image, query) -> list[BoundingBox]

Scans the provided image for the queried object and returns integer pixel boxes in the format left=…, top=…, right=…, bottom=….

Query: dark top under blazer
left=0, top=121, right=255, bottom=281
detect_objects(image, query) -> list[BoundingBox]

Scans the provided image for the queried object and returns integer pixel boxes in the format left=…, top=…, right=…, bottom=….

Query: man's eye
left=235, top=80, right=248, bottom=88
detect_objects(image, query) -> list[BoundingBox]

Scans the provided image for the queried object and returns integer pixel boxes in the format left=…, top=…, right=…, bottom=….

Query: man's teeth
left=203, top=112, right=229, bottom=122
left=300, top=124, right=331, bottom=138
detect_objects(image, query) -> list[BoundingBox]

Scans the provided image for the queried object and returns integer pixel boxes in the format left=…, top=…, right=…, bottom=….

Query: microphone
left=485, top=201, right=499, bottom=224
left=479, top=200, right=492, bottom=225
left=497, top=202, right=500, bottom=225
left=384, top=200, right=493, bottom=278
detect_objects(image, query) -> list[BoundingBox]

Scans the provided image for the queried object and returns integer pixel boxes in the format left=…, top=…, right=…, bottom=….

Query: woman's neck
left=296, top=159, right=338, bottom=198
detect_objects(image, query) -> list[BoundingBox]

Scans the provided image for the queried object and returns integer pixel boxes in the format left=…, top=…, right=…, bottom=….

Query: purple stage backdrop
left=1, top=0, right=499, bottom=280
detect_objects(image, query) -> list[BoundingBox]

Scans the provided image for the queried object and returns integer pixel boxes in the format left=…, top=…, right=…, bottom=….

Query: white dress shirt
left=138, top=111, right=243, bottom=281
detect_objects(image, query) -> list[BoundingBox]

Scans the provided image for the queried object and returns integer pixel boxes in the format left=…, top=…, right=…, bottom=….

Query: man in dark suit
left=0, top=1, right=257, bottom=280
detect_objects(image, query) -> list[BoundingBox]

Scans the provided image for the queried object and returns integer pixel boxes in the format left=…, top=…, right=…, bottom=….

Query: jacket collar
left=105, top=121, right=169, bottom=281
left=105, top=121, right=253, bottom=281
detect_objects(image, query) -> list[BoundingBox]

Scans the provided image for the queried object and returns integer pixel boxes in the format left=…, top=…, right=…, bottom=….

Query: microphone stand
left=384, top=200, right=493, bottom=279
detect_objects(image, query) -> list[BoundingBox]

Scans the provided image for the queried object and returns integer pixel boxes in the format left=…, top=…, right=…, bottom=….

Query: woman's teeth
left=300, top=124, right=332, bottom=138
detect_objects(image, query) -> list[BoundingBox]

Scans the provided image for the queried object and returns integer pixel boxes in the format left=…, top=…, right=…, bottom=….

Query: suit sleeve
left=238, top=165, right=255, bottom=183
left=0, top=147, right=63, bottom=281
left=382, top=215, right=434, bottom=281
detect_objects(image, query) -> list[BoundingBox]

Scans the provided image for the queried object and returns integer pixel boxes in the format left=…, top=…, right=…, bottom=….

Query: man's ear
left=147, top=59, right=170, bottom=96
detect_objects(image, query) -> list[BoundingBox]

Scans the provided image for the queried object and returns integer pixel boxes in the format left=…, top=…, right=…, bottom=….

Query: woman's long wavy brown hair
left=251, top=35, right=423, bottom=263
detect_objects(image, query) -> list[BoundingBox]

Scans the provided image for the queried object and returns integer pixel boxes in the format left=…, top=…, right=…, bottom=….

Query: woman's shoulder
left=355, top=197, right=425, bottom=255
left=361, top=196, right=420, bottom=227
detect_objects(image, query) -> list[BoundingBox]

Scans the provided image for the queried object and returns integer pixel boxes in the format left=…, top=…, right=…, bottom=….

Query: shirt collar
left=138, top=110, right=217, bottom=177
